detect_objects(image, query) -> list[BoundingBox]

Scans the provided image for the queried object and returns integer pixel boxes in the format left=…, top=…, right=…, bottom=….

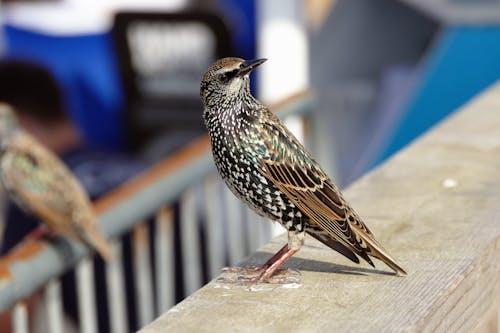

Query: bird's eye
left=221, top=68, right=239, bottom=82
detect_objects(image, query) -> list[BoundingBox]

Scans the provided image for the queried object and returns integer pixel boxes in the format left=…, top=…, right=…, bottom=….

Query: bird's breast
left=206, top=119, right=304, bottom=230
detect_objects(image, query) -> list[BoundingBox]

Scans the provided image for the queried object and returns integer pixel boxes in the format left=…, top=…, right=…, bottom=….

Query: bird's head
left=0, top=103, right=20, bottom=147
left=200, top=57, right=266, bottom=108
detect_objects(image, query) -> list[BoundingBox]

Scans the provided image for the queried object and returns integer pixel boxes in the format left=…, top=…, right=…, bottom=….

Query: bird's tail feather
left=81, top=230, right=112, bottom=261
left=308, top=231, right=360, bottom=264
left=361, top=235, right=407, bottom=275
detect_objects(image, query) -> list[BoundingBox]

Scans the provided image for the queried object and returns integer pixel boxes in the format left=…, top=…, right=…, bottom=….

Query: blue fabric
left=3, top=25, right=125, bottom=150
left=63, top=147, right=146, bottom=198
left=376, top=25, right=500, bottom=166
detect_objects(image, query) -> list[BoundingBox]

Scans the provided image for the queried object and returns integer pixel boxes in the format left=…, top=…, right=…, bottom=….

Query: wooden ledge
left=140, top=83, right=500, bottom=333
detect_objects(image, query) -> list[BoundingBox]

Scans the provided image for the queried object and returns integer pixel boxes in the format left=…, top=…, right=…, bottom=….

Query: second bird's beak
left=237, top=58, right=267, bottom=77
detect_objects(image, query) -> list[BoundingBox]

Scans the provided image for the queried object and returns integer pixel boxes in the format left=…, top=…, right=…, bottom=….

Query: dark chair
left=112, top=11, right=232, bottom=161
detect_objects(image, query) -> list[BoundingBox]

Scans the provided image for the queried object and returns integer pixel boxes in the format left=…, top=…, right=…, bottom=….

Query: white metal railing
left=0, top=91, right=317, bottom=332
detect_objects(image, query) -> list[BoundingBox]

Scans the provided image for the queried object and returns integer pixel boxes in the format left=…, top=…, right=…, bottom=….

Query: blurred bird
left=0, top=104, right=111, bottom=260
left=201, top=57, right=406, bottom=283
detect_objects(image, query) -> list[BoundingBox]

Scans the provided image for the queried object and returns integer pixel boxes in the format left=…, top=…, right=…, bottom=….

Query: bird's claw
left=217, top=266, right=301, bottom=285
left=221, top=266, right=263, bottom=273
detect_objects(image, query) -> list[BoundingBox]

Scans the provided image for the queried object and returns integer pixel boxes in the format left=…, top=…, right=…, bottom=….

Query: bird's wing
left=0, top=134, right=92, bottom=238
left=260, top=157, right=371, bottom=258
left=258, top=112, right=406, bottom=274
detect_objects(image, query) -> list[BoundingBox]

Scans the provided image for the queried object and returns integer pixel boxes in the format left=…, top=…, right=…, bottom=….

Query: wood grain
left=139, top=83, right=500, bottom=333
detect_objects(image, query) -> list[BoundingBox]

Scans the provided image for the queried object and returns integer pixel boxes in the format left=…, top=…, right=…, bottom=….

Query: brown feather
left=261, top=158, right=406, bottom=275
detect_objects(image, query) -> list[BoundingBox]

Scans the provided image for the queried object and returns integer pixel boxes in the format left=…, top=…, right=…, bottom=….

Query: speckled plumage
left=201, top=58, right=406, bottom=281
left=0, top=104, right=111, bottom=260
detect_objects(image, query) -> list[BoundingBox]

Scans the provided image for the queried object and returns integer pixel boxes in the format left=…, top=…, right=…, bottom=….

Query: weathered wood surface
left=140, top=83, right=500, bottom=333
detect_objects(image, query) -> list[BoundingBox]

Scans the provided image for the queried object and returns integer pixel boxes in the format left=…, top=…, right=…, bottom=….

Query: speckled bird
left=0, top=104, right=111, bottom=260
left=201, top=58, right=406, bottom=283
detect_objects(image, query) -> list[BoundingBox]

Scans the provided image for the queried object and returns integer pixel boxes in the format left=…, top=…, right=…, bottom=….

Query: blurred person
left=0, top=59, right=147, bottom=332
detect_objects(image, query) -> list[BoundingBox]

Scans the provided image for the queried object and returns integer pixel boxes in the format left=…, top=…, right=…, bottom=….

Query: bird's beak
left=237, top=58, right=267, bottom=77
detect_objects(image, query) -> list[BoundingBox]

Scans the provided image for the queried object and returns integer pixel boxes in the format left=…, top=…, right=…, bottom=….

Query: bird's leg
left=23, top=224, right=51, bottom=243
left=255, top=244, right=298, bottom=282
left=219, top=229, right=304, bottom=285
left=255, top=229, right=304, bottom=283
left=16, top=224, right=58, bottom=250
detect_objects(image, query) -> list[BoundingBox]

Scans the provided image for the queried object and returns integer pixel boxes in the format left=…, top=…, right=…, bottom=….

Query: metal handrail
left=0, top=91, right=315, bottom=312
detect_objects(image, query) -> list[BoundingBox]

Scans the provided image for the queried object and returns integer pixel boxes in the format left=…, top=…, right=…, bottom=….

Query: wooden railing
left=138, top=83, right=500, bottom=333
left=0, top=91, right=316, bottom=332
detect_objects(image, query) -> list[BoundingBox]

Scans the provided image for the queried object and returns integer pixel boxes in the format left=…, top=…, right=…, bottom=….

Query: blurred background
left=2, top=0, right=500, bottom=183
left=2, top=0, right=500, bottom=331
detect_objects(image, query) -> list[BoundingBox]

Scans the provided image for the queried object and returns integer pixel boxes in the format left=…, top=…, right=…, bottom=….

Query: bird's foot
left=23, top=225, right=53, bottom=243
left=257, top=268, right=301, bottom=284
left=218, top=266, right=301, bottom=285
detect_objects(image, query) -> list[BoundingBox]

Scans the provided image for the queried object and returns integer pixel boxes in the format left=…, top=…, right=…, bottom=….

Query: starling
left=0, top=104, right=111, bottom=260
left=201, top=58, right=406, bottom=283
